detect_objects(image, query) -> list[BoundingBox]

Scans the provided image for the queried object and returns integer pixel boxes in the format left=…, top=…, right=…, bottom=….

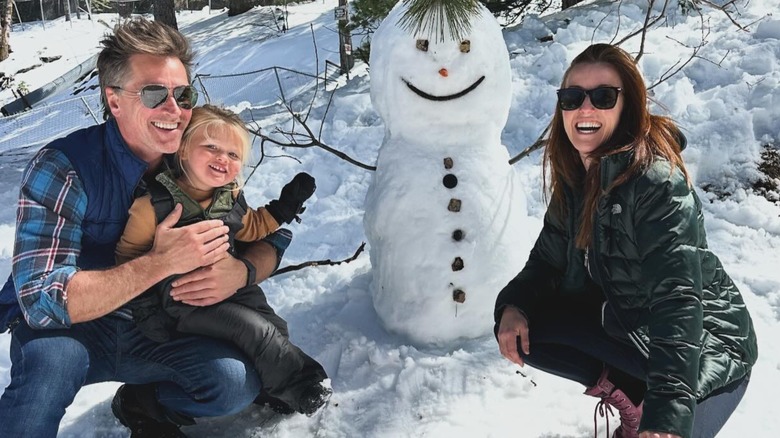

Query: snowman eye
left=460, top=40, right=471, bottom=53
left=416, top=39, right=429, bottom=52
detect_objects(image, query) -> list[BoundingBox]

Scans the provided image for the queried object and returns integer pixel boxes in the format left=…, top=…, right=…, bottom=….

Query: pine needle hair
left=543, top=43, right=690, bottom=249
left=97, top=18, right=194, bottom=120
left=177, top=104, right=251, bottom=190
left=398, top=0, right=481, bottom=42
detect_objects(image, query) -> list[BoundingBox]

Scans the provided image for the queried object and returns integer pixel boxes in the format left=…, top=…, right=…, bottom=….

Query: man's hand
left=149, top=204, right=230, bottom=275
left=169, top=255, right=246, bottom=306
left=497, top=306, right=531, bottom=366
left=169, top=238, right=279, bottom=307
left=639, top=433, right=681, bottom=438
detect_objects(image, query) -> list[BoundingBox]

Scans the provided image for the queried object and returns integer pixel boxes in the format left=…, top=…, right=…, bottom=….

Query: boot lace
left=593, top=399, right=614, bottom=438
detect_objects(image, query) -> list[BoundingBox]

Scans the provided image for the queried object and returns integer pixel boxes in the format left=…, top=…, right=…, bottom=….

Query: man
left=0, top=18, right=281, bottom=437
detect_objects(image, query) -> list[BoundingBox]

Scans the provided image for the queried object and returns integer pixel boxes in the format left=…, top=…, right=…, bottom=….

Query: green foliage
left=346, top=0, right=396, bottom=36
left=346, top=0, right=558, bottom=64
left=398, top=0, right=481, bottom=42
left=679, top=0, right=701, bottom=15
left=344, top=0, right=396, bottom=64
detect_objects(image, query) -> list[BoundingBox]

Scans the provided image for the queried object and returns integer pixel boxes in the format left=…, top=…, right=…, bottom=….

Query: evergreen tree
left=228, top=0, right=254, bottom=16
left=344, top=0, right=396, bottom=64
left=154, top=0, right=179, bottom=30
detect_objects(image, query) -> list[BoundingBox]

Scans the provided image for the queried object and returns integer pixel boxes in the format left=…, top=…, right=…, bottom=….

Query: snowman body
left=364, top=2, right=531, bottom=346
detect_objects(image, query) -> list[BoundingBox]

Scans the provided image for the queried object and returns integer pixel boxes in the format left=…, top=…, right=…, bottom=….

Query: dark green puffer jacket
left=495, top=150, right=757, bottom=438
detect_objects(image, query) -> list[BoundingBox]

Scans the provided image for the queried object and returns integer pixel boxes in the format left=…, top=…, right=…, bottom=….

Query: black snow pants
left=131, top=282, right=327, bottom=411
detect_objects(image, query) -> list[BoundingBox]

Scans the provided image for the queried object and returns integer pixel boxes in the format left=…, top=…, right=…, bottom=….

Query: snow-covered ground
left=1, top=0, right=779, bottom=436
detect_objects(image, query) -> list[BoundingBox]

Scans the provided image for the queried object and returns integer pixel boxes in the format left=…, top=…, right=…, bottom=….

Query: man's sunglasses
left=557, top=86, right=622, bottom=111
left=110, top=84, right=198, bottom=110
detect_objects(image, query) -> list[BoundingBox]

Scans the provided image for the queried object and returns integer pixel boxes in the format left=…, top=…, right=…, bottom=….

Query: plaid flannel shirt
left=12, top=148, right=86, bottom=329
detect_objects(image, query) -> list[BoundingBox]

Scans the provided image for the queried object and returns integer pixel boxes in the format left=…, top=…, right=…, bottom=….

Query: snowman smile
left=403, top=76, right=486, bottom=101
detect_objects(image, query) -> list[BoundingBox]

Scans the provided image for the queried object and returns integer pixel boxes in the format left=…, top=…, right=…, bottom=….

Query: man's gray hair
left=98, top=18, right=195, bottom=120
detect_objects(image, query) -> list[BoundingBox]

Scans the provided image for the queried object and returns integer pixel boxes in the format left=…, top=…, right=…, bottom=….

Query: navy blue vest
left=0, top=119, right=150, bottom=330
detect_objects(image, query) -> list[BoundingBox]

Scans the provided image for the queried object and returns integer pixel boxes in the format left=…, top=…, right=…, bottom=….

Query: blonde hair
left=178, top=104, right=251, bottom=188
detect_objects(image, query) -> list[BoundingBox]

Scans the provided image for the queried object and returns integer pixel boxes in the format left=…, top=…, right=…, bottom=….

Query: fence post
left=195, top=75, right=211, bottom=104
left=82, top=96, right=100, bottom=125
left=274, top=67, right=287, bottom=104
left=337, top=0, right=353, bottom=78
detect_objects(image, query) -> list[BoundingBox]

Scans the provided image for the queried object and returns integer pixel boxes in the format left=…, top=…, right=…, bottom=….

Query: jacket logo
left=611, top=204, right=622, bottom=214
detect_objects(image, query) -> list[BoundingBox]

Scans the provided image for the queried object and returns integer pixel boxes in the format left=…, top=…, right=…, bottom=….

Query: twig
left=509, top=123, right=550, bottom=165
left=515, top=369, right=538, bottom=387
left=698, top=0, right=749, bottom=31
left=249, top=100, right=376, bottom=171
left=598, top=0, right=622, bottom=46
left=613, top=0, right=670, bottom=48
left=272, top=242, right=367, bottom=276
left=647, top=14, right=710, bottom=91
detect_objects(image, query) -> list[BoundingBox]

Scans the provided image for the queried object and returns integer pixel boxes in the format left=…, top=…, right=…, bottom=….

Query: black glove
left=265, top=172, right=316, bottom=224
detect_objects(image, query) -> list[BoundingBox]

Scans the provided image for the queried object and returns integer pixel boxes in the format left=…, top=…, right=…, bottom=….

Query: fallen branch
left=272, top=242, right=367, bottom=276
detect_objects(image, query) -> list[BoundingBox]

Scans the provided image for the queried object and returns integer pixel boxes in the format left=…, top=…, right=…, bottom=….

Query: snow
left=0, top=0, right=779, bottom=436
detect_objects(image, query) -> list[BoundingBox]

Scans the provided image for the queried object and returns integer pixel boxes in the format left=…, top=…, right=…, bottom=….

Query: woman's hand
left=639, top=432, right=681, bottom=438
left=497, top=306, right=530, bottom=366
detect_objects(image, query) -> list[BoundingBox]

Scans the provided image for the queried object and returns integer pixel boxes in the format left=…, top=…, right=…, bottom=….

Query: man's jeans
left=0, top=315, right=261, bottom=437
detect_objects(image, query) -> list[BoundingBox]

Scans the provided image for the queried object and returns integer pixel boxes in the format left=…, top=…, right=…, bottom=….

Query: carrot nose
left=439, top=68, right=448, bottom=77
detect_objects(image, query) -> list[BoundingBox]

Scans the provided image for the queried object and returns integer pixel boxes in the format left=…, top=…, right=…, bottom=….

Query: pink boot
left=584, top=368, right=643, bottom=438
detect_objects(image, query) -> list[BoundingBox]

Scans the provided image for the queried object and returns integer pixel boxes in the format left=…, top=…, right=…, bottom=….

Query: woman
left=494, top=44, right=757, bottom=438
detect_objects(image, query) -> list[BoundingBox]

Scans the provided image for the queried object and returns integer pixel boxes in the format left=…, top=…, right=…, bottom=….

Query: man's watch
left=238, top=256, right=257, bottom=287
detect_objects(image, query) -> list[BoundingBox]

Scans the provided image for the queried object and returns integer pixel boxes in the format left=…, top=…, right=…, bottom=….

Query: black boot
left=111, top=384, right=193, bottom=438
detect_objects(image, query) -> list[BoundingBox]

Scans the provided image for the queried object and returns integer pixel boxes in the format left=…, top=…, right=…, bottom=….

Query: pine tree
left=154, top=0, right=178, bottom=30
left=398, top=0, right=481, bottom=42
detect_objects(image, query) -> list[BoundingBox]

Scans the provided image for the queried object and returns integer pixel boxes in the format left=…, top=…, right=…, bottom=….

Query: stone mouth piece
left=402, top=76, right=485, bottom=101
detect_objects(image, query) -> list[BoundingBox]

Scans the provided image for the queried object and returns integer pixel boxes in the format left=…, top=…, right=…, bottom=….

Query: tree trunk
left=0, top=0, right=11, bottom=62
left=561, top=0, right=584, bottom=10
left=154, top=0, right=178, bottom=30
left=228, top=0, right=252, bottom=17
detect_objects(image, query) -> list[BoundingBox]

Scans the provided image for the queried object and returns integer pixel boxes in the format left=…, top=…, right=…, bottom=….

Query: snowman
left=364, top=0, right=534, bottom=346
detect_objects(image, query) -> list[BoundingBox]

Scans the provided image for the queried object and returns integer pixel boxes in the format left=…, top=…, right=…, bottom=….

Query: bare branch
left=248, top=120, right=376, bottom=171
left=647, top=13, right=711, bottom=91
left=698, top=0, right=749, bottom=31
left=272, top=242, right=367, bottom=276
left=318, top=87, right=337, bottom=140
left=614, top=0, right=670, bottom=48
left=509, top=122, right=550, bottom=165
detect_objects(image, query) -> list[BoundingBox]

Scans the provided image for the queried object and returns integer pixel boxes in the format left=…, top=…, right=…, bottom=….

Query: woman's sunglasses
left=110, top=84, right=198, bottom=110
left=557, top=86, right=622, bottom=111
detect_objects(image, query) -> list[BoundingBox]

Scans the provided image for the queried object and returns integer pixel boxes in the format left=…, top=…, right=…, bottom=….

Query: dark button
left=448, top=199, right=461, bottom=212
left=443, top=157, right=453, bottom=169
left=452, top=229, right=464, bottom=241
left=453, top=289, right=466, bottom=303
left=452, top=257, right=464, bottom=271
left=443, top=174, right=458, bottom=189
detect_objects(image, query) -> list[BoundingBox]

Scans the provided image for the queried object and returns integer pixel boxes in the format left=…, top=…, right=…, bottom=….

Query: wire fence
left=0, top=65, right=339, bottom=157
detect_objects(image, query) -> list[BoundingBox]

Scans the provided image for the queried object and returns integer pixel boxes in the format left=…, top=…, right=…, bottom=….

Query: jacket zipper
left=591, top=158, right=650, bottom=359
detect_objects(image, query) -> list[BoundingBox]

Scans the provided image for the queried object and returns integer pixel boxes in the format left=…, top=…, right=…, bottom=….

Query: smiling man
left=0, top=18, right=280, bottom=437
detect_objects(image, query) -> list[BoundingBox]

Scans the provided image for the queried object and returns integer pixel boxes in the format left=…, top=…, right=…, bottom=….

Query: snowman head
left=370, top=1, right=511, bottom=138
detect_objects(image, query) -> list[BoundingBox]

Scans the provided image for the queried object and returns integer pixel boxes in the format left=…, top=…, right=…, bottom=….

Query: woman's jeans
left=0, top=315, right=261, bottom=437
left=517, top=304, right=749, bottom=438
